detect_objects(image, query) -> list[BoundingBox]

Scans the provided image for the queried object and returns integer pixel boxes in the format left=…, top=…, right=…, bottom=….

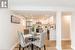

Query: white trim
left=9, top=6, right=75, bottom=11
left=71, top=46, right=75, bottom=50
left=61, top=39, right=71, bottom=40
left=56, top=46, right=62, bottom=50
left=10, top=42, right=19, bottom=50
left=50, top=39, right=56, bottom=40
left=56, top=11, right=62, bottom=50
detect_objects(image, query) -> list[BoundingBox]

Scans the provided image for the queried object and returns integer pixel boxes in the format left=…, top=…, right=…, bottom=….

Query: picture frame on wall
left=11, top=15, right=20, bottom=24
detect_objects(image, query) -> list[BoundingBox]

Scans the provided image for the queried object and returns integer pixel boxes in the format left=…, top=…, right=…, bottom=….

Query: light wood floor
left=13, top=37, right=72, bottom=50
left=61, top=40, right=71, bottom=49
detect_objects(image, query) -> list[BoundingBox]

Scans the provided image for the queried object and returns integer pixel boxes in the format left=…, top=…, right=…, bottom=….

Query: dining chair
left=18, top=32, right=31, bottom=50
left=32, top=32, right=46, bottom=50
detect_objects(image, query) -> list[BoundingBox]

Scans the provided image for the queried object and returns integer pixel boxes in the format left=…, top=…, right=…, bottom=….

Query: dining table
left=24, top=33, right=40, bottom=50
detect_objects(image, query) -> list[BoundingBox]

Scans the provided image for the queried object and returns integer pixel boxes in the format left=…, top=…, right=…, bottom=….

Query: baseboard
left=56, top=46, right=62, bottom=50
left=50, top=39, right=56, bottom=41
left=71, top=46, right=75, bottom=50
left=0, top=49, right=10, bottom=50
left=61, top=39, right=71, bottom=40
left=50, top=39, right=71, bottom=40
left=10, top=42, right=19, bottom=50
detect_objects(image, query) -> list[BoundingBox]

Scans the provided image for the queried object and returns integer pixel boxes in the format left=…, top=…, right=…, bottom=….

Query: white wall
left=71, top=12, right=75, bottom=49
left=0, top=9, right=24, bottom=50
left=50, top=29, right=56, bottom=40
left=56, top=11, right=62, bottom=50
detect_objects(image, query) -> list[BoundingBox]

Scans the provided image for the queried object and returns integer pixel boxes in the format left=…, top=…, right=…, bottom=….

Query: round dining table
left=24, top=33, right=40, bottom=50
left=29, top=37, right=37, bottom=50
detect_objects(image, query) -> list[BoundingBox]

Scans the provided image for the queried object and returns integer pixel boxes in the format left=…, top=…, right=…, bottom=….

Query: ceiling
left=12, top=10, right=56, bottom=19
left=9, top=0, right=75, bottom=8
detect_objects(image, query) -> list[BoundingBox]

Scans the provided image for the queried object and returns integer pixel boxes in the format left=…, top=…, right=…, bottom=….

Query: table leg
left=47, top=33, right=49, bottom=40
left=19, top=44, right=21, bottom=50
left=47, top=30, right=49, bottom=40
left=31, top=44, right=33, bottom=50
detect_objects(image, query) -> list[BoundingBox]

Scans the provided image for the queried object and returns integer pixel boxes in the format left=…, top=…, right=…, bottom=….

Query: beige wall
left=61, top=15, right=71, bottom=40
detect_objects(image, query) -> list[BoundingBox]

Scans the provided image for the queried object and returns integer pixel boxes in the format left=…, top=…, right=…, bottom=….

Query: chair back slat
left=39, top=32, right=46, bottom=46
left=18, top=32, right=25, bottom=47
